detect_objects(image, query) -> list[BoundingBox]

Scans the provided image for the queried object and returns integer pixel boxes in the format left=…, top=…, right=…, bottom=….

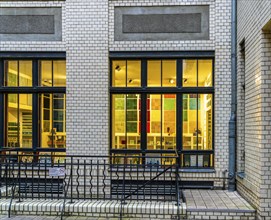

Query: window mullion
left=32, top=60, right=39, bottom=150
left=141, top=94, right=147, bottom=153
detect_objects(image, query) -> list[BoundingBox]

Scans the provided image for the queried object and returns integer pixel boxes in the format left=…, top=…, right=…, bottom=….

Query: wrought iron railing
left=0, top=150, right=184, bottom=219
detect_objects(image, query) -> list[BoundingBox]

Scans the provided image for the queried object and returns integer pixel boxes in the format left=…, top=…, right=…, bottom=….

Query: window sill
left=180, top=168, right=215, bottom=173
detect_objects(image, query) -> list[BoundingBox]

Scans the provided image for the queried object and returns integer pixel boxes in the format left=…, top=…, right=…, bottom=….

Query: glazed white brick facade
left=237, top=0, right=271, bottom=219
left=0, top=0, right=231, bottom=182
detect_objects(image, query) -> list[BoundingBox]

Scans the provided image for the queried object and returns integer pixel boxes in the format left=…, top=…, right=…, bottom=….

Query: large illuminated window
left=111, top=56, right=214, bottom=168
left=0, top=55, right=66, bottom=161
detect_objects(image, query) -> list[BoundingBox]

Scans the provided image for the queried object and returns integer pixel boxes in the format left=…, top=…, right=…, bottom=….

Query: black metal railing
left=0, top=150, right=184, bottom=219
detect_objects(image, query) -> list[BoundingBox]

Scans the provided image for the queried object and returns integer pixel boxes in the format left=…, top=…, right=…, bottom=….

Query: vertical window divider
left=177, top=94, right=182, bottom=153
left=51, top=60, right=54, bottom=87
left=141, top=59, right=147, bottom=88
left=0, top=60, right=4, bottom=148
left=141, top=59, right=147, bottom=158
left=141, top=94, right=147, bottom=154
left=33, top=59, right=39, bottom=150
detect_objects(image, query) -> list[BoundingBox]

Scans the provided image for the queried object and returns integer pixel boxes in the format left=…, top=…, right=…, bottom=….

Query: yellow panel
left=112, top=60, right=126, bottom=87
left=54, top=60, right=66, bottom=86
left=40, top=61, right=52, bottom=86
left=198, top=60, right=212, bottom=87
left=162, top=60, right=176, bottom=87
left=19, top=61, right=32, bottom=86
left=6, top=61, right=18, bottom=86
left=127, top=60, right=141, bottom=87
left=148, top=60, right=161, bottom=87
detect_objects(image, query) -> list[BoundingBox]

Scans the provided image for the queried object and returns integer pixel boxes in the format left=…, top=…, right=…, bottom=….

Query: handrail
left=123, top=164, right=174, bottom=200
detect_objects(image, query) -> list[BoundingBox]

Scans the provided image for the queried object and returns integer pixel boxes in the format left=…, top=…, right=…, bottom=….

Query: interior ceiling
left=8, top=61, right=66, bottom=80
left=114, top=60, right=212, bottom=84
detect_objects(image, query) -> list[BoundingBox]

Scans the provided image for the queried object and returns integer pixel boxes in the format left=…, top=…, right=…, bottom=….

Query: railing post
left=175, top=157, right=181, bottom=220
left=70, top=157, right=74, bottom=204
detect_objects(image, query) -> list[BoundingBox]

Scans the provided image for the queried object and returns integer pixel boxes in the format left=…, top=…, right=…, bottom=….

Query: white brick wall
left=0, top=0, right=232, bottom=184
left=65, top=0, right=109, bottom=156
left=237, top=0, right=271, bottom=219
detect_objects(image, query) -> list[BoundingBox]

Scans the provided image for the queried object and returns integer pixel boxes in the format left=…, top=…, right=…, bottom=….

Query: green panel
left=164, top=98, right=175, bottom=110
left=127, top=111, right=137, bottom=121
left=183, top=98, right=188, bottom=110
left=189, top=98, right=197, bottom=110
left=127, top=122, right=137, bottom=133
left=127, top=98, right=137, bottom=110
left=183, top=110, right=188, bottom=121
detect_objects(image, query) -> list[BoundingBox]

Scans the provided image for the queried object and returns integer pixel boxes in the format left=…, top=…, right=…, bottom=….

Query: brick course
left=237, top=0, right=271, bottom=219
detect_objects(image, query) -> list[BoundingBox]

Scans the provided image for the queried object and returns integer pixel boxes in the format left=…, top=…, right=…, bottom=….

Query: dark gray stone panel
left=0, top=7, right=62, bottom=41
left=123, top=14, right=201, bottom=33
left=115, top=6, right=209, bottom=41
left=0, top=15, right=55, bottom=34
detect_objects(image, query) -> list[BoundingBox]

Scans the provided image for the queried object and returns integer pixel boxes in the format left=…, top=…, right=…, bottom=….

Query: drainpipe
left=228, top=0, right=237, bottom=192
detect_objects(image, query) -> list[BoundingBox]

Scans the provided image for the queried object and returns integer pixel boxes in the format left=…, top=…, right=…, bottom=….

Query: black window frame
left=0, top=52, right=66, bottom=153
left=110, top=52, right=215, bottom=168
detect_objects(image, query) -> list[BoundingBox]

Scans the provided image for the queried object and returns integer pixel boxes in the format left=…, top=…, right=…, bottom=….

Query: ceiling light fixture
left=183, top=78, right=188, bottom=83
left=128, top=79, right=133, bottom=83
left=115, top=65, right=121, bottom=71
left=169, top=79, right=174, bottom=84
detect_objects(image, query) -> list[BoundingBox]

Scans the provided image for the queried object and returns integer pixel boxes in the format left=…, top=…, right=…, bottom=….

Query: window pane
left=147, top=94, right=176, bottom=150
left=182, top=94, right=197, bottom=150
left=112, top=94, right=140, bottom=150
left=7, top=94, right=32, bottom=148
left=181, top=153, right=213, bottom=168
left=40, top=61, right=52, bottom=86
left=20, top=94, right=32, bottom=148
left=183, top=60, right=197, bottom=87
left=183, top=94, right=212, bottom=151
left=54, top=61, right=66, bottom=86
left=163, top=94, right=176, bottom=150
left=198, top=94, right=213, bottom=150
left=112, top=60, right=126, bottom=87
left=198, top=60, right=213, bottom=87
left=19, top=61, right=32, bottom=86
left=7, top=94, right=19, bottom=148
left=5, top=61, right=18, bottom=86
left=40, top=93, right=66, bottom=149
left=148, top=60, right=161, bottom=87
left=127, top=60, right=141, bottom=87
left=162, top=60, right=176, bottom=87
left=147, top=94, right=162, bottom=150
left=6, top=61, right=32, bottom=87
